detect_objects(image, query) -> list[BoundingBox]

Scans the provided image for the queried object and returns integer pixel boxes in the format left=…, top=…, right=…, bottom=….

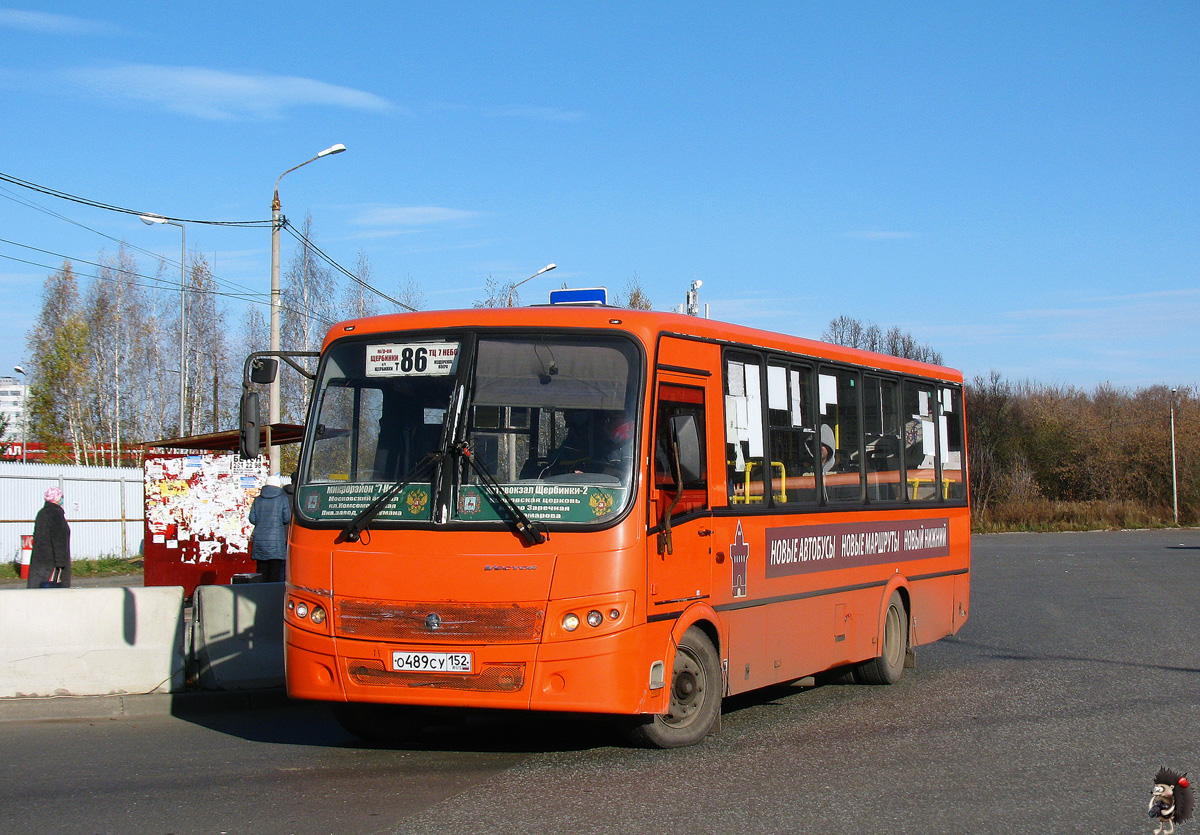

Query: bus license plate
left=392, top=651, right=473, bottom=674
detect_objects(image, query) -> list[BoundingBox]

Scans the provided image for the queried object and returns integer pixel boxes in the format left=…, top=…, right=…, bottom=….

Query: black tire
left=852, top=591, right=908, bottom=685
left=331, top=702, right=425, bottom=745
left=623, top=626, right=721, bottom=748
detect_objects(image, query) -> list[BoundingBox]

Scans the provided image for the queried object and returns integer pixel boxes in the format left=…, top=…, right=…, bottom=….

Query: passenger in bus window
left=819, top=424, right=838, bottom=474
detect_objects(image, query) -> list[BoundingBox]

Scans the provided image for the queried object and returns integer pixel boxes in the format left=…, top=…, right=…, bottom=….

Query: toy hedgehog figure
left=1149, top=766, right=1194, bottom=834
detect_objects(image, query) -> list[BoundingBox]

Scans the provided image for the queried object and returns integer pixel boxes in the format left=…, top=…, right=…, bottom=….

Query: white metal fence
left=0, top=461, right=143, bottom=564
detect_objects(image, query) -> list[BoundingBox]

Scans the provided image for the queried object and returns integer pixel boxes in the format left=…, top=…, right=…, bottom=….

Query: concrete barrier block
left=193, top=583, right=284, bottom=690
left=0, top=586, right=186, bottom=698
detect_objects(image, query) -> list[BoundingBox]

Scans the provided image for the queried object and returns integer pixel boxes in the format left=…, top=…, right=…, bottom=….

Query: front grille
left=347, top=659, right=526, bottom=692
left=335, top=599, right=545, bottom=643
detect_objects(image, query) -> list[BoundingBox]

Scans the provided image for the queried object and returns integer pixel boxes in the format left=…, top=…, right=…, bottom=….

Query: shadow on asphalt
left=172, top=680, right=856, bottom=754
left=174, top=697, right=624, bottom=753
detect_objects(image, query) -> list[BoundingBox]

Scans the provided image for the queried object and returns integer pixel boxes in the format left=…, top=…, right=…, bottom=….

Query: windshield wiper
left=454, top=442, right=547, bottom=546
left=336, top=452, right=440, bottom=544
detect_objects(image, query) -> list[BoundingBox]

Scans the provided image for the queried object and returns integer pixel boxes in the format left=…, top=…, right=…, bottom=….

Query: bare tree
left=473, top=275, right=509, bottom=308
left=341, top=249, right=381, bottom=320
left=135, top=255, right=184, bottom=441
left=613, top=273, right=653, bottom=310
left=823, top=316, right=942, bottom=365
left=280, top=212, right=339, bottom=423
left=395, top=275, right=425, bottom=312
left=182, top=252, right=231, bottom=434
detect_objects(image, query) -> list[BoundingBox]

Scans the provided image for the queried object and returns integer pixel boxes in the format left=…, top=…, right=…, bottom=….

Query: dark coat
left=27, top=500, right=71, bottom=588
left=249, top=485, right=291, bottom=562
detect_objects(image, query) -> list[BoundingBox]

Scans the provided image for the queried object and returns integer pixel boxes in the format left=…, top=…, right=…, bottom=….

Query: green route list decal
left=299, top=482, right=627, bottom=523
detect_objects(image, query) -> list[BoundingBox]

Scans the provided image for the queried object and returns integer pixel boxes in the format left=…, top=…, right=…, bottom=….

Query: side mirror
left=239, top=391, right=261, bottom=459
left=250, top=358, right=279, bottom=385
left=669, top=414, right=702, bottom=483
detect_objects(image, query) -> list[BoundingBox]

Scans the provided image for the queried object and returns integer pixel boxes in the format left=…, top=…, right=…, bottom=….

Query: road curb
left=0, top=687, right=294, bottom=723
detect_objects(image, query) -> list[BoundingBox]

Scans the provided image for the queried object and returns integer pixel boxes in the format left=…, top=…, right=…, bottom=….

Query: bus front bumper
left=285, top=621, right=671, bottom=716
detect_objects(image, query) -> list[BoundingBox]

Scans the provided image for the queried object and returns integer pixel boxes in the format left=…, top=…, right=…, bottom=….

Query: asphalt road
left=1, top=530, right=1197, bottom=835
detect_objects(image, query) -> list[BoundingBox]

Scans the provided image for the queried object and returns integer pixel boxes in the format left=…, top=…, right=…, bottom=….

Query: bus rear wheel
left=623, top=626, right=721, bottom=748
left=853, top=591, right=908, bottom=685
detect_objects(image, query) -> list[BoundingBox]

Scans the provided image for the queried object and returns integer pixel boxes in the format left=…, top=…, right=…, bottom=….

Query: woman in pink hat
left=27, top=487, right=71, bottom=588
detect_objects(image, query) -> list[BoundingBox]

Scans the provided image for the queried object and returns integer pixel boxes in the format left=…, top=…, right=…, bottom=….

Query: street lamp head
left=317, top=143, right=347, bottom=157
left=13, top=365, right=24, bottom=375
left=139, top=214, right=167, bottom=226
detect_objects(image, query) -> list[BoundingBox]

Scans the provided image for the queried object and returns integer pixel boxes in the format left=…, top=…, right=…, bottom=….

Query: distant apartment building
left=0, top=376, right=27, bottom=442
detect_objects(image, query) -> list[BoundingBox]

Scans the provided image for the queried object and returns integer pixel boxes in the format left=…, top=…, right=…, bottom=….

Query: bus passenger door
left=647, top=375, right=714, bottom=611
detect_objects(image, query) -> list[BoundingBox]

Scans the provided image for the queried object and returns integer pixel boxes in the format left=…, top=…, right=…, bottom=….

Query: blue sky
left=1, top=2, right=1196, bottom=391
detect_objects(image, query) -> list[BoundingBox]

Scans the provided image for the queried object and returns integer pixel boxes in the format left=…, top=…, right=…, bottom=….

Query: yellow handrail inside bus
left=734, top=460, right=787, bottom=504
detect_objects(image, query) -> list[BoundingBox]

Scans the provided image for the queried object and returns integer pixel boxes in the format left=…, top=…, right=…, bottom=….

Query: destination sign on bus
left=366, top=341, right=460, bottom=377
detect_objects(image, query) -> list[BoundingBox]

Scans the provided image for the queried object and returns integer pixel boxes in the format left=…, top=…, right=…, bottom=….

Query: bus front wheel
left=623, top=626, right=721, bottom=748
left=852, top=591, right=909, bottom=685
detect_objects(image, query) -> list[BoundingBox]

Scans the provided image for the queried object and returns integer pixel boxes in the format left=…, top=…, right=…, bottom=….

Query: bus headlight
left=546, top=591, right=635, bottom=641
left=286, top=592, right=333, bottom=636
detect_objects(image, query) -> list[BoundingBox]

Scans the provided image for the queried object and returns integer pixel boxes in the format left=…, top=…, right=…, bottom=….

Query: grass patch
left=973, top=499, right=1175, bottom=533
left=72, top=556, right=144, bottom=577
left=3, top=555, right=143, bottom=579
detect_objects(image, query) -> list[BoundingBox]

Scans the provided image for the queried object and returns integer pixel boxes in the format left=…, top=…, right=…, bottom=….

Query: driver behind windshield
left=542, top=410, right=633, bottom=477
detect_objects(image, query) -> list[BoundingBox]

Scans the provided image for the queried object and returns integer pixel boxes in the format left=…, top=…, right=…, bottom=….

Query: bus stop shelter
left=141, top=425, right=302, bottom=597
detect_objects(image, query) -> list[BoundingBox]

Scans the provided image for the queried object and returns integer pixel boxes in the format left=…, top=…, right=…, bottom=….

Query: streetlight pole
left=270, top=143, right=346, bottom=473
left=13, top=365, right=26, bottom=463
left=507, top=263, right=557, bottom=307
left=1171, top=387, right=1179, bottom=526
left=139, top=214, right=187, bottom=436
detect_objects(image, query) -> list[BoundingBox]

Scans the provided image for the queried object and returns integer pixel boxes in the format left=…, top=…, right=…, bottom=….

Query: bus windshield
left=296, top=332, right=642, bottom=528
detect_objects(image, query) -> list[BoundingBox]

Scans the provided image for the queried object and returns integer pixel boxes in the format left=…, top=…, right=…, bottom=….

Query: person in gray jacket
left=249, top=474, right=291, bottom=582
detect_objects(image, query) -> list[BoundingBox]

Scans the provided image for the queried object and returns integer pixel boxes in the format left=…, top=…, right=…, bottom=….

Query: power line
left=0, top=184, right=267, bottom=301
left=0, top=170, right=273, bottom=227
left=281, top=218, right=417, bottom=312
left=0, top=171, right=416, bottom=312
left=0, top=249, right=334, bottom=327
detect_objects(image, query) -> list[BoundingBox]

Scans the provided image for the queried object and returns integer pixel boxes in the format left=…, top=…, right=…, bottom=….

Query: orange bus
left=241, top=301, right=969, bottom=747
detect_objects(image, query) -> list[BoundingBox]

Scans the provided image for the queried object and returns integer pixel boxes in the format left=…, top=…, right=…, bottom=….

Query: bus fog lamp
left=608, top=609, right=620, bottom=620
left=562, top=613, right=580, bottom=632
left=295, top=602, right=309, bottom=619
left=310, top=606, right=326, bottom=624
left=586, top=610, right=603, bottom=628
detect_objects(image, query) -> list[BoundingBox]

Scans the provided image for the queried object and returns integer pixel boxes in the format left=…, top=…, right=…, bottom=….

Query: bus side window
left=942, top=386, right=966, bottom=500
left=767, top=363, right=817, bottom=505
left=864, top=376, right=902, bottom=501
left=655, top=384, right=708, bottom=517
left=903, top=381, right=939, bottom=501
left=724, top=355, right=763, bottom=505
left=819, top=368, right=864, bottom=503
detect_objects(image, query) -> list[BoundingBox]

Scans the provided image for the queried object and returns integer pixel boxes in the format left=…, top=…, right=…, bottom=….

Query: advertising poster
left=143, top=452, right=269, bottom=596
